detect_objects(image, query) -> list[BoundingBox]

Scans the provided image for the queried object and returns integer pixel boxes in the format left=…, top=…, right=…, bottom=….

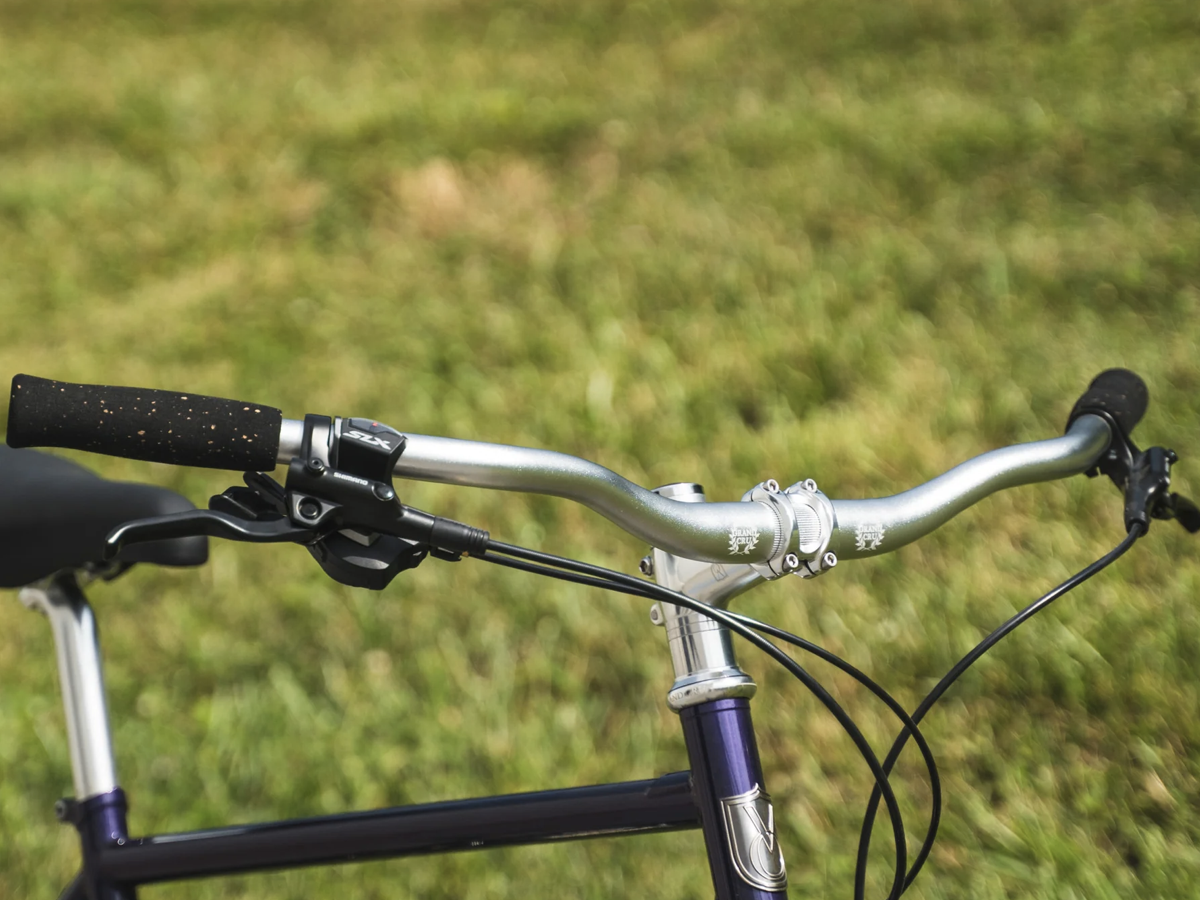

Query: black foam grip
left=1067, top=369, right=1149, bottom=439
left=7, top=374, right=282, bottom=471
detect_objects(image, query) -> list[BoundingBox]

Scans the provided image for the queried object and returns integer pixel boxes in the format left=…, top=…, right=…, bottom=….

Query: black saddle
left=0, top=446, right=208, bottom=588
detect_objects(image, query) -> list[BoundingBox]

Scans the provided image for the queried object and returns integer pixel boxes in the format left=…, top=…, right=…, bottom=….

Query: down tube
left=681, top=698, right=788, bottom=899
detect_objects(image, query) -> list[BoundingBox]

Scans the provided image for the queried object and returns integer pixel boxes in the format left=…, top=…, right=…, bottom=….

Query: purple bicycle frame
left=58, top=696, right=785, bottom=899
left=30, top=564, right=788, bottom=900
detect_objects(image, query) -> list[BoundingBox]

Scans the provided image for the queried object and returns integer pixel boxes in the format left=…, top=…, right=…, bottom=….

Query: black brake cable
left=477, top=539, right=929, bottom=900
left=478, top=549, right=941, bottom=821
left=852, top=523, right=1145, bottom=899
left=721, top=606, right=942, bottom=884
left=480, top=544, right=942, bottom=900
left=480, top=528, right=1144, bottom=898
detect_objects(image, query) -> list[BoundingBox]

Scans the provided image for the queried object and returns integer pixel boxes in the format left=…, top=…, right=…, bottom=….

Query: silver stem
left=20, top=575, right=118, bottom=800
left=651, top=484, right=757, bottom=711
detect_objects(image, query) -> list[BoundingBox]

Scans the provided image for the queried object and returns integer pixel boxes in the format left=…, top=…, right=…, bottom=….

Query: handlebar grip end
left=8, top=374, right=283, bottom=471
left=1066, top=368, right=1149, bottom=441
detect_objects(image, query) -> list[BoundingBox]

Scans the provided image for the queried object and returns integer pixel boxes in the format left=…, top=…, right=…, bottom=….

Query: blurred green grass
left=2, top=0, right=1200, bottom=896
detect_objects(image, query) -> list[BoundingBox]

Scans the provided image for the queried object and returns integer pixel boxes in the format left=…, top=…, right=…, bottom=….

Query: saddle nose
left=0, top=446, right=207, bottom=588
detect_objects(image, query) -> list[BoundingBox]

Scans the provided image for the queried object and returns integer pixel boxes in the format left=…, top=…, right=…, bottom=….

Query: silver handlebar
left=280, top=422, right=785, bottom=563
left=828, top=414, right=1111, bottom=559
left=280, top=414, right=1113, bottom=571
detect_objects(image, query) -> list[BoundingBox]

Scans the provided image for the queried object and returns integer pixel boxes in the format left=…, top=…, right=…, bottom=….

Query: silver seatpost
left=20, top=573, right=119, bottom=800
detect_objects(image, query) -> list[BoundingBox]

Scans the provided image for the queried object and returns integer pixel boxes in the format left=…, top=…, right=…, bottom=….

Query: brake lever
left=1162, top=492, right=1200, bottom=534
left=1124, top=446, right=1200, bottom=535
left=104, top=509, right=314, bottom=560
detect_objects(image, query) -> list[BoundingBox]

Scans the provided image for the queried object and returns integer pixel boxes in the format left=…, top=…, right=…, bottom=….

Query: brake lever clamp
left=275, top=413, right=488, bottom=589
left=282, top=455, right=430, bottom=590
left=1066, top=416, right=1198, bottom=537
left=1124, top=446, right=1200, bottom=535
left=1064, top=370, right=1198, bottom=537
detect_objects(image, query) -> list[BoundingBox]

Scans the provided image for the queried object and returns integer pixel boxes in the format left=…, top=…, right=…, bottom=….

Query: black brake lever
left=1066, top=372, right=1196, bottom=537
left=1164, top=492, right=1200, bottom=533
left=104, top=510, right=314, bottom=560
left=1123, top=446, right=1200, bottom=536
left=101, top=410, right=492, bottom=588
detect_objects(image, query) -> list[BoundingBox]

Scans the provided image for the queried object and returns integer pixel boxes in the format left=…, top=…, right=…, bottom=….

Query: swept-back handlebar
left=275, top=413, right=1114, bottom=567
left=826, top=415, right=1111, bottom=559
left=7, top=373, right=1126, bottom=573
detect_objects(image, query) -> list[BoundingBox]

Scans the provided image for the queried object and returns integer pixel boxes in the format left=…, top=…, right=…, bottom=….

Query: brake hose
left=477, top=539, right=935, bottom=900
left=852, top=524, right=1144, bottom=898
left=478, top=528, right=1144, bottom=900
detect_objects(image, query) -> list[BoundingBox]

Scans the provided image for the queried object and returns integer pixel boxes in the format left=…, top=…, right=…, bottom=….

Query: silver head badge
left=720, top=784, right=787, bottom=892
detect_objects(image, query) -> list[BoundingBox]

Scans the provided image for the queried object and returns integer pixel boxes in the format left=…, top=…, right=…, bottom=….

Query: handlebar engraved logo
left=728, top=526, right=760, bottom=555
left=720, top=784, right=787, bottom=892
left=854, top=523, right=885, bottom=552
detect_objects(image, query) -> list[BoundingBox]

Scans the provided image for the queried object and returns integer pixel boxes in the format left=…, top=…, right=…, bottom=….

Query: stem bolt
left=639, top=555, right=655, bottom=577
left=782, top=552, right=801, bottom=573
left=649, top=603, right=665, bottom=626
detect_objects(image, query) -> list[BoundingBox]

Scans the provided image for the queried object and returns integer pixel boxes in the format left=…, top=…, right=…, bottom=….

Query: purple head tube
left=680, top=698, right=788, bottom=899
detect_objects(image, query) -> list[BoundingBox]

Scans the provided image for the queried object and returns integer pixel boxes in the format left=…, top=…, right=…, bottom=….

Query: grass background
left=2, top=0, right=1200, bottom=896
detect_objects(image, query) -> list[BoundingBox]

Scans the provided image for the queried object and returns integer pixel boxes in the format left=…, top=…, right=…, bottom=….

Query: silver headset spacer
left=783, top=479, right=837, bottom=578
left=741, top=479, right=800, bottom=579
